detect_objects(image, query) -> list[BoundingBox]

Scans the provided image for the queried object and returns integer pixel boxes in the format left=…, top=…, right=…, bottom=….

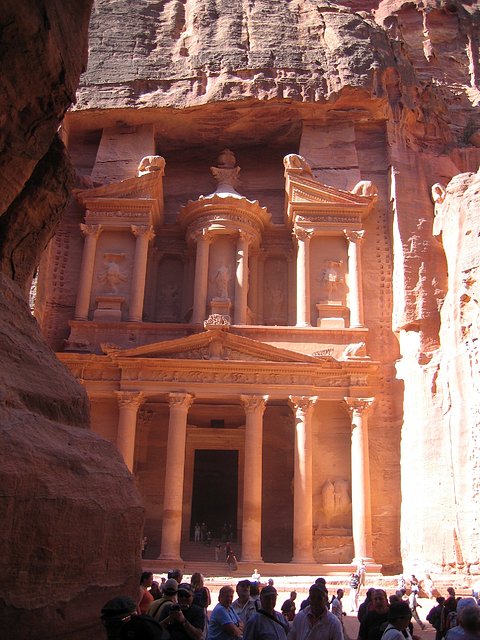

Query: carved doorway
left=190, top=450, right=238, bottom=541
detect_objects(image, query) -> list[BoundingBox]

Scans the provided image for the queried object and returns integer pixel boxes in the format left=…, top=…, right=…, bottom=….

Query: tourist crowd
left=100, top=568, right=480, bottom=640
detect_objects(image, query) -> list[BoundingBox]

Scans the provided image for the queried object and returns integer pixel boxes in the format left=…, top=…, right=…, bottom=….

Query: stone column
left=159, top=392, right=194, bottom=560
left=191, top=230, right=211, bottom=324
left=114, top=391, right=144, bottom=472
left=289, top=395, right=317, bottom=562
left=129, top=225, right=155, bottom=321
left=240, top=394, right=267, bottom=561
left=294, top=228, right=312, bottom=327
left=344, top=230, right=365, bottom=328
left=248, top=248, right=259, bottom=324
left=257, top=250, right=265, bottom=325
left=234, top=232, right=250, bottom=324
left=344, top=397, right=375, bottom=563
left=75, top=223, right=102, bottom=320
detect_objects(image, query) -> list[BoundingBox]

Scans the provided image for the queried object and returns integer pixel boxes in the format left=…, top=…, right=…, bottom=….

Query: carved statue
left=321, top=479, right=336, bottom=519
left=342, top=342, right=367, bottom=359
left=351, top=180, right=378, bottom=197
left=334, top=479, right=351, bottom=513
left=321, top=259, right=343, bottom=298
left=214, top=265, right=231, bottom=299
left=137, top=155, right=165, bottom=176
left=98, top=255, right=127, bottom=293
left=322, top=478, right=352, bottom=527
left=283, top=153, right=313, bottom=177
left=431, top=182, right=446, bottom=206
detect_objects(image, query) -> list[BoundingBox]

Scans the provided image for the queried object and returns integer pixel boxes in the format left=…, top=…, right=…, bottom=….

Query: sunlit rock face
left=64, top=0, right=480, bottom=576
left=0, top=2, right=144, bottom=639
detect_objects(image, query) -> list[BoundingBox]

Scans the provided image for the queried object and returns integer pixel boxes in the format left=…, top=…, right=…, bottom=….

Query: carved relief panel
left=91, top=230, right=135, bottom=320
left=263, top=257, right=288, bottom=326
left=207, top=236, right=236, bottom=307
left=310, top=235, right=349, bottom=328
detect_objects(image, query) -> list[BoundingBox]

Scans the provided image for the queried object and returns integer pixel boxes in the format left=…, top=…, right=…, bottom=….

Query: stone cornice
left=58, top=352, right=380, bottom=400
left=179, top=193, right=272, bottom=243
left=74, top=170, right=164, bottom=227
left=284, top=172, right=375, bottom=231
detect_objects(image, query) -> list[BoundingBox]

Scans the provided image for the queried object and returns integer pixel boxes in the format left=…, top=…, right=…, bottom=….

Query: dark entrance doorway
left=190, top=450, right=238, bottom=540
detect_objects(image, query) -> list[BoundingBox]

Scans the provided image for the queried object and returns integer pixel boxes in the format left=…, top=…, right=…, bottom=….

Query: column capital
left=190, top=228, right=212, bottom=244
left=238, top=230, right=255, bottom=245
left=344, top=396, right=375, bottom=417
left=115, top=390, right=144, bottom=408
left=131, top=225, right=155, bottom=241
left=168, top=392, right=194, bottom=411
left=289, top=395, right=318, bottom=416
left=293, top=227, right=313, bottom=243
left=80, top=223, right=102, bottom=238
left=240, top=394, right=268, bottom=415
left=344, top=229, right=365, bottom=243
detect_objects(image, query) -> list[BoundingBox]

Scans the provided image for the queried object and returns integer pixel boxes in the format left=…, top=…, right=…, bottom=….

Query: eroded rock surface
left=0, top=2, right=144, bottom=639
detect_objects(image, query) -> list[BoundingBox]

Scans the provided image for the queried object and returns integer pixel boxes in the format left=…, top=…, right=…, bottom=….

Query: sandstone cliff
left=0, top=2, right=144, bottom=639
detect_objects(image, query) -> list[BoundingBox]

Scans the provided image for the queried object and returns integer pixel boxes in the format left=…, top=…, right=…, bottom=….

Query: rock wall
left=0, top=2, right=144, bottom=639
left=68, top=0, right=480, bottom=576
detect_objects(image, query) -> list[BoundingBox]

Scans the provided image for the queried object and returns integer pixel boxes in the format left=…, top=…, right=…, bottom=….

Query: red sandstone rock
left=0, top=2, right=144, bottom=639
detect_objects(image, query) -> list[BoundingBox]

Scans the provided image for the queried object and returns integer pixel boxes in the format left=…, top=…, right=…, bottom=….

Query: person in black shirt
left=158, top=583, right=205, bottom=640
left=359, top=589, right=390, bottom=640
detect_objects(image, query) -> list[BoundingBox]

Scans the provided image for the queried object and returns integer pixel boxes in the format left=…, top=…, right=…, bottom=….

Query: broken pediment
left=73, top=159, right=165, bottom=225
left=101, top=329, right=337, bottom=365
left=284, top=154, right=376, bottom=227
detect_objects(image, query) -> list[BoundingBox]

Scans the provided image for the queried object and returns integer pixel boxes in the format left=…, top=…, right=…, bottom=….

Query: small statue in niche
left=321, top=480, right=336, bottom=521
left=98, top=254, right=127, bottom=293
left=214, top=265, right=231, bottom=299
left=321, top=259, right=343, bottom=299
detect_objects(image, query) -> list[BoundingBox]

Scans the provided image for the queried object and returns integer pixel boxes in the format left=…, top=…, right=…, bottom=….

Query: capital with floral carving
left=288, top=395, right=318, bottom=417
left=344, top=397, right=375, bottom=418
left=344, top=229, right=365, bottom=243
left=168, top=392, right=194, bottom=411
left=293, top=227, right=313, bottom=243
left=240, top=395, right=268, bottom=415
left=80, top=223, right=102, bottom=238
left=131, top=225, right=155, bottom=241
left=115, top=390, right=144, bottom=409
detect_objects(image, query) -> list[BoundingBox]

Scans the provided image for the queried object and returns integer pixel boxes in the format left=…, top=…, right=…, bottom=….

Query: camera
left=170, top=604, right=182, bottom=612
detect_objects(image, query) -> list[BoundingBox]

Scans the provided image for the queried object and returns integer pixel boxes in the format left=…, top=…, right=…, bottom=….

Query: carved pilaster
left=191, top=230, right=212, bottom=324
left=344, top=395, right=375, bottom=563
left=75, top=224, right=103, bottom=320
left=114, top=390, right=144, bottom=471
left=288, top=394, right=317, bottom=562
left=241, top=394, right=267, bottom=561
left=293, top=228, right=313, bottom=327
left=344, top=229, right=365, bottom=328
left=129, top=225, right=155, bottom=322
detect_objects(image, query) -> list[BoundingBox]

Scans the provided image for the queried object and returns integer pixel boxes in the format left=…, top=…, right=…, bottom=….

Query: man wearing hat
left=244, top=585, right=290, bottom=640
left=148, top=578, right=179, bottom=621
left=101, top=596, right=164, bottom=639
left=232, top=580, right=257, bottom=626
left=158, top=583, right=205, bottom=640
left=288, top=584, right=343, bottom=640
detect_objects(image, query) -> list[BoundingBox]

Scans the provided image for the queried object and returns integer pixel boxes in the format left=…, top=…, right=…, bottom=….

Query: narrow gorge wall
left=0, top=3, right=144, bottom=639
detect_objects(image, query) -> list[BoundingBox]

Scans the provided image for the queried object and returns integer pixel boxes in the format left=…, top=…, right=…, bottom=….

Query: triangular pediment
left=288, top=175, right=372, bottom=207
left=74, top=169, right=164, bottom=203
left=102, top=329, right=335, bottom=364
